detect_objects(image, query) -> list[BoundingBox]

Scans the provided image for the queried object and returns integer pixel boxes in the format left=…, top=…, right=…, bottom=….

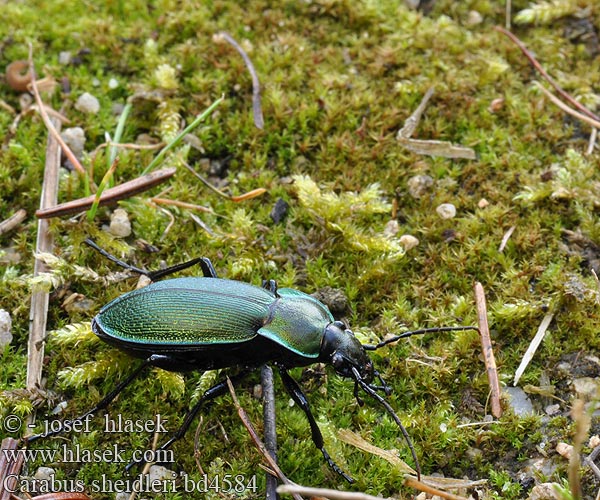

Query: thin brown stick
left=404, top=476, right=470, bottom=500
left=27, top=45, right=86, bottom=175
left=494, top=26, right=600, bottom=122
left=0, top=209, right=27, bottom=235
left=35, top=167, right=176, bottom=219
left=533, top=81, right=600, bottom=129
left=474, top=282, right=502, bottom=418
left=1, top=438, right=24, bottom=500
left=27, top=116, right=61, bottom=422
left=217, top=31, right=264, bottom=129
left=226, top=378, right=303, bottom=500
left=277, top=484, right=392, bottom=500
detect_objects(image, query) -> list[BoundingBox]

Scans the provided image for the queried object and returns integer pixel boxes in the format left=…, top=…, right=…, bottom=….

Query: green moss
left=2, top=0, right=599, bottom=498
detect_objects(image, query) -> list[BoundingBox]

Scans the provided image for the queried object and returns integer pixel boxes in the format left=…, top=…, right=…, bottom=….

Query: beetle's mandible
left=27, top=239, right=478, bottom=483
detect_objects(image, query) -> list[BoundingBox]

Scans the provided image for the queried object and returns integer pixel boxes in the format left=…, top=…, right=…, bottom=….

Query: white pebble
left=407, top=175, right=433, bottom=199
left=108, top=78, right=119, bottom=89
left=58, top=51, right=71, bottom=65
left=0, top=309, right=12, bottom=352
left=60, top=127, right=86, bottom=159
left=399, top=234, right=419, bottom=251
left=75, top=92, right=100, bottom=114
left=108, top=208, right=132, bottom=238
left=436, top=203, right=456, bottom=219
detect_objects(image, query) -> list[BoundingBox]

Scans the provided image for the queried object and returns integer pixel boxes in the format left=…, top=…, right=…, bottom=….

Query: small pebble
left=108, top=78, right=119, bottom=89
left=0, top=309, right=13, bottom=352
left=478, top=198, right=489, bottom=208
left=384, top=220, right=399, bottom=237
left=555, top=442, right=573, bottom=459
left=108, top=208, right=132, bottom=238
left=589, top=435, right=600, bottom=448
left=527, top=483, right=561, bottom=500
left=60, top=127, right=86, bottom=159
left=545, top=404, right=560, bottom=416
left=58, top=51, right=71, bottom=65
left=399, top=234, right=419, bottom=251
left=436, top=203, right=456, bottom=219
left=75, top=92, right=100, bottom=114
left=148, top=464, right=176, bottom=482
left=34, top=466, right=55, bottom=481
left=407, top=174, right=433, bottom=198
left=466, top=10, right=483, bottom=25
left=572, top=377, right=600, bottom=399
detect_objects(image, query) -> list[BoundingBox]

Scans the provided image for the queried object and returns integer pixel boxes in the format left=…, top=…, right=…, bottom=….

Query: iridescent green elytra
left=94, top=277, right=341, bottom=364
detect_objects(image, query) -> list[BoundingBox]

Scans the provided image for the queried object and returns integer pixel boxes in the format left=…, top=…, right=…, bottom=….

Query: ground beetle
left=28, top=239, right=477, bottom=483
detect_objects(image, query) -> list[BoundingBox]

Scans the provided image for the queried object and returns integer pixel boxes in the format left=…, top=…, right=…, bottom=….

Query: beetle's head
left=321, top=321, right=374, bottom=384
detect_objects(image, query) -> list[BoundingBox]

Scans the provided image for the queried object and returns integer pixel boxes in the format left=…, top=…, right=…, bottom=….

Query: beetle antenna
left=351, top=366, right=421, bottom=481
left=363, top=326, right=479, bottom=351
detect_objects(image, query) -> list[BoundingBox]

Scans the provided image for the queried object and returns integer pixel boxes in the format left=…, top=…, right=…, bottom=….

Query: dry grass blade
left=474, top=282, right=502, bottom=418
left=27, top=115, right=61, bottom=407
left=28, top=45, right=86, bottom=176
left=338, top=430, right=486, bottom=495
left=226, top=378, right=304, bottom=500
left=216, top=31, right=264, bottom=129
left=277, top=484, right=393, bottom=500
left=494, top=26, right=600, bottom=122
left=404, top=476, right=471, bottom=500
left=35, top=167, right=176, bottom=219
left=533, top=81, right=600, bottom=129
left=337, top=429, right=415, bottom=475
left=397, top=87, right=476, bottom=160
left=513, top=312, right=554, bottom=386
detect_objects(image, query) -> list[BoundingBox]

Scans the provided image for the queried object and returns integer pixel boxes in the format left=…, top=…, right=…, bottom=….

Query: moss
left=1, top=0, right=600, bottom=498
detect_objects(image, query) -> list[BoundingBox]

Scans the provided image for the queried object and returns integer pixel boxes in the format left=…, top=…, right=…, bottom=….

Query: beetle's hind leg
left=125, top=369, right=250, bottom=472
left=26, top=358, right=152, bottom=444
left=278, top=367, right=354, bottom=483
left=84, top=238, right=218, bottom=280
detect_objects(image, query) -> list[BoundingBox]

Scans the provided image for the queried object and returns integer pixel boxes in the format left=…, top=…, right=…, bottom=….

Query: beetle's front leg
left=278, top=367, right=354, bottom=483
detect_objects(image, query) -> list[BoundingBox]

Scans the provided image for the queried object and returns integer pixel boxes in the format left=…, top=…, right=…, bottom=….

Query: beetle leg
left=26, top=358, right=152, bottom=444
left=84, top=238, right=218, bottom=281
left=147, top=257, right=217, bottom=281
left=261, top=279, right=279, bottom=297
left=278, top=367, right=355, bottom=484
left=125, top=369, right=250, bottom=472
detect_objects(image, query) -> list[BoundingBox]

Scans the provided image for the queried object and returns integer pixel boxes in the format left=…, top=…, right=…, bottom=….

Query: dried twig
left=217, top=31, right=264, bottom=129
left=404, top=476, right=470, bottom=500
left=397, top=87, right=476, bottom=160
left=226, top=378, right=303, bottom=500
left=498, top=225, right=516, bottom=252
left=35, top=167, right=176, bottom=219
left=0, top=209, right=27, bottom=235
left=474, top=282, right=502, bottom=418
left=513, top=312, right=554, bottom=386
left=261, top=365, right=278, bottom=500
left=277, top=484, right=390, bottom=500
left=27, top=46, right=86, bottom=175
left=494, top=26, right=600, bottom=122
left=27, top=115, right=61, bottom=431
left=1, top=438, right=24, bottom=500
left=533, top=81, right=600, bottom=129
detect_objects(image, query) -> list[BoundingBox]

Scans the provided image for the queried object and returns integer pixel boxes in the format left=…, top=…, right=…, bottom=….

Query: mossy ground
left=1, top=1, right=600, bottom=499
